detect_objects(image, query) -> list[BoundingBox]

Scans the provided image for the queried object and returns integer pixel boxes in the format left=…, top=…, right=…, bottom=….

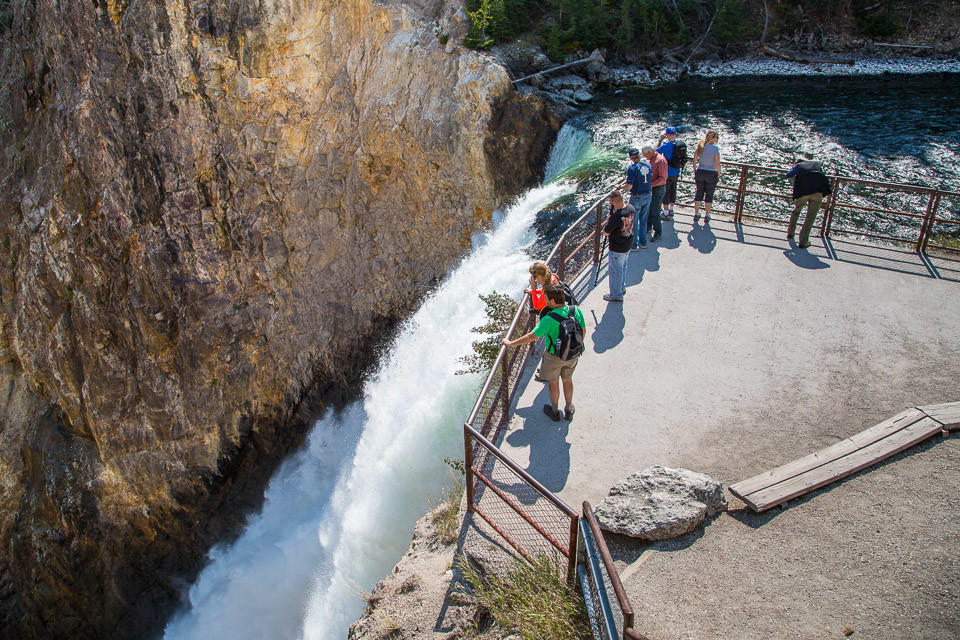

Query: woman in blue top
left=692, top=130, right=722, bottom=222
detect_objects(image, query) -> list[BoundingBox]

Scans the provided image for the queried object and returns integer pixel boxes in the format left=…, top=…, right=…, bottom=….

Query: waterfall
left=163, top=134, right=590, bottom=640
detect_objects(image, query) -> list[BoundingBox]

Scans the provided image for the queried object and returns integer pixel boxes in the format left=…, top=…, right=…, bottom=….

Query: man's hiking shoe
left=543, top=404, right=562, bottom=422
left=798, top=241, right=811, bottom=249
left=602, top=294, right=622, bottom=302
left=564, top=405, right=575, bottom=421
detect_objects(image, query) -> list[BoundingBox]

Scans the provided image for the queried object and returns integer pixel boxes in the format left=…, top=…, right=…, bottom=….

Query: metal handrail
left=581, top=502, right=652, bottom=640
left=676, top=160, right=959, bottom=252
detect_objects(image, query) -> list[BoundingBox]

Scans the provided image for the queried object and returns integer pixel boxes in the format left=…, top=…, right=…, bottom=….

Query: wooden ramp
left=729, top=402, right=960, bottom=512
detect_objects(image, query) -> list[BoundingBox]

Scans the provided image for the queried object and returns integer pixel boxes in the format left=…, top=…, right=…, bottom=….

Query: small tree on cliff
left=456, top=292, right=516, bottom=376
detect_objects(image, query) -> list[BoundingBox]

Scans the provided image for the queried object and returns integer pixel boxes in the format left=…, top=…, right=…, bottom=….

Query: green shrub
left=857, top=10, right=902, bottom=38
left=0, top=0, right=12, bottom=32
left=432, top=467, right=464, bottom=544
left=458, top=554, right=591, bottom=640
left=455, top=292, right=516, bottom=376
left=464, top=0, right=511, bottom=49
left=713, top=0, right=743, bottom=43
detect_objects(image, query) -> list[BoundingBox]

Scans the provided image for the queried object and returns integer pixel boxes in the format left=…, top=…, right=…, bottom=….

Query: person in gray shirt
left=692, top=130, right=722, bottom=222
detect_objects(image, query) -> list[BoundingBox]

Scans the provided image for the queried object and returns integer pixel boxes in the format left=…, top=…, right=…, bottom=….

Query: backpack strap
left=547, top=305, right=577, bottom=321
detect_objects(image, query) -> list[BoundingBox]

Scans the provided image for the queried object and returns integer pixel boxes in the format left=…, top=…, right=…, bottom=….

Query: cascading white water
left=163, top=134, right=587, bottom=640
left=544, top=124, right=592, bottom=182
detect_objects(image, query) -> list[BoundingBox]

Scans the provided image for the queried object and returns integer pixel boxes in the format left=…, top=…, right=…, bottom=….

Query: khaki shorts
left=539, top=350, right=579, bottom=381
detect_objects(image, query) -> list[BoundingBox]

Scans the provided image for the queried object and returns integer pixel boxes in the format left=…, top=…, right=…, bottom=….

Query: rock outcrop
left=0, top=1, right=559, bottom=637
left=594, top=466, right=727, bottom=540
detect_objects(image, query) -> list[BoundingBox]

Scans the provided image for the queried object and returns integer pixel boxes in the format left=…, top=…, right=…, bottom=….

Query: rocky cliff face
left=0, top=1, right=558, bottom=637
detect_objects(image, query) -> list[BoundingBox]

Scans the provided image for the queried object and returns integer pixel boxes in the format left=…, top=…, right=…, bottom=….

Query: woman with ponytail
left=692, top=130, right=722, bottom=222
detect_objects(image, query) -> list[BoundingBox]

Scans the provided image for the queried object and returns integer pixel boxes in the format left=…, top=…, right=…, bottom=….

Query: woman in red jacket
left=526, top=261, right=559, bottom=315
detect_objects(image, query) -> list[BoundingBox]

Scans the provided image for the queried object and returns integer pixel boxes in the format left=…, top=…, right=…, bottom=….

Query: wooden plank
left=918, top=401, right=960, bottom=430
left=729, top=408, right=925, bottom=499
left=743, top=417, right=943, bottom=511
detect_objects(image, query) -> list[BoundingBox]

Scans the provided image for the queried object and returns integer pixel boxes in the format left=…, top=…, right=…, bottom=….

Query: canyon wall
left=0, top=0, right=558, bottom=637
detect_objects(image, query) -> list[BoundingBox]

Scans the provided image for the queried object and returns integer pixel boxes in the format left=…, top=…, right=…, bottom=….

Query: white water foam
left=163, top=175, right=578, bottom=639
left=544, top=124, right=592, bottom=183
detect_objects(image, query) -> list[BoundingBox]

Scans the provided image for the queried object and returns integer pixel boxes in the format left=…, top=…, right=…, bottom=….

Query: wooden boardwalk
left=729, top=402, right=960, bottom=512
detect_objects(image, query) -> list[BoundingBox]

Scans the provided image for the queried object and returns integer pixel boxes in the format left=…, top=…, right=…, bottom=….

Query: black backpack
left=547, top=307, right=585, bottom=361
left=668, top=140, right=688, bottom=169
left=558, top=280, right=579, bottom=307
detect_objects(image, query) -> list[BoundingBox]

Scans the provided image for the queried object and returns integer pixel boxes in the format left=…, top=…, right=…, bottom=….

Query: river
left=163, top=74, right=960, bottom=640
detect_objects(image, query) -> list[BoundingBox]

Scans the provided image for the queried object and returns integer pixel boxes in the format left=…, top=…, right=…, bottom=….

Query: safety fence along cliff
left=675, top=162, right=960, bottom=253
left=463, top=190, right=609, bottom=581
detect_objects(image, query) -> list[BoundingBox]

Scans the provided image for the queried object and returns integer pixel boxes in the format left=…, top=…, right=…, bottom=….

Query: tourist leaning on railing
left=786, top=150, right=833, bottom=249
left=502, top=283, right=585, bottom=423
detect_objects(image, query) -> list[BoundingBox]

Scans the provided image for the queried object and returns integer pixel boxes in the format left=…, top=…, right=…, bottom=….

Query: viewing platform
left=490, top=211, right=960, bottom=638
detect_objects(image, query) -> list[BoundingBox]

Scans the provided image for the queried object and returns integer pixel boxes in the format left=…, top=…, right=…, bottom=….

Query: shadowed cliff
left=0, top=0, right=559, bottom=637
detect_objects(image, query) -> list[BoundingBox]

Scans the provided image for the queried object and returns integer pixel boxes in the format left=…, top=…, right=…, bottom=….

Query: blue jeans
left=649, top=185, right=665, bottom=236
left=608, top=250, right=629, bottom=299
left=629, top=193, right=651, bottom=249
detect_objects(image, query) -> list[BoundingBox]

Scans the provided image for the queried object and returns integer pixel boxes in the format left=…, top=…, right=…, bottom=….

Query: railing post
left=917, top=191, right=939, bottom=254
left=464, top=426, right=475, bottom=513
left=557, top=235, right=567, bottom=282
left=567, top=514, right=579, bottom=585
left=735, top=164, right=748, bottom=223
left=594, top=203, right=602, bottom=264
left=824, top=178, right=841, bottom=238
left=820, top=176, right=839, bottom=237
left=499, top=349, right=510, bottom=428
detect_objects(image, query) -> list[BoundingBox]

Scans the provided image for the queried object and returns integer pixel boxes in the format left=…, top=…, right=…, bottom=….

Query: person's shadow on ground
left=507, top=386, right=572, bottom=493
left=657, top=216, right=683, bottom=250
left=620, top=248, right=651, bottom=289
left=688, top=219, right=716, bottom=253
left=784, top=240, right=830, bottom=269
left=592, top=300, right=625, bottom=353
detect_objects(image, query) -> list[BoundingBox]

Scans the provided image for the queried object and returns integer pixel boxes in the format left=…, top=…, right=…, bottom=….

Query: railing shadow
left=507, top=387, right=573, bottom=495
left=677, top=212, right=952, bottom=280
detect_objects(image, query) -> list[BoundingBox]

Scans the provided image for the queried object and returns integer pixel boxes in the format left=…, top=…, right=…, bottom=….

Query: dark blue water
left=533, top=74, right=960, bottom=251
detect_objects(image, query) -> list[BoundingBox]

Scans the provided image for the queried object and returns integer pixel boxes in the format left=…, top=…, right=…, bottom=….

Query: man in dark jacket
left=786, top=151, right=832, bottom=249
left=601, top=190, right=634, bottom=302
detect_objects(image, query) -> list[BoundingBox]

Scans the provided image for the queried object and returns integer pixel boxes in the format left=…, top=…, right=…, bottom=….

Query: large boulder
left=594, top=466, right=727, bottom=540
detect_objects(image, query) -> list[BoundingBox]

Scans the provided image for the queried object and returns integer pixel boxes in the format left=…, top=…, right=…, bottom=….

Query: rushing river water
left=531, top=74, right=960, bottom=253
left=163, top=74, right=960, bottom=640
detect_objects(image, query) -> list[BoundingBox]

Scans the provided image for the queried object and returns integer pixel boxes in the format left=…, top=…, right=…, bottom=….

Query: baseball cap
left=627, top=147, right=640, bottom=157
left=665, top=126, right=677, bottom=135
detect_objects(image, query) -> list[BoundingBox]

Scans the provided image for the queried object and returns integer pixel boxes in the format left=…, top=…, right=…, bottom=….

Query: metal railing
left=463, top=190, right=611, bottom=581
left=579, top=502, right=650, bottom=640
left=465, top=424, right=579, bottom=579
left=676, top=162, right=960, bottom=254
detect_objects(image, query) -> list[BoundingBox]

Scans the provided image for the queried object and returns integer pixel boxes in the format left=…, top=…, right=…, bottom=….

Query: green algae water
left=532, top=74, right=960, bottom=253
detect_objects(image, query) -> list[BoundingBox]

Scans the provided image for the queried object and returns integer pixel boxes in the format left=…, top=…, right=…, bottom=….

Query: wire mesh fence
left=465, top=425, right=578, bottom=579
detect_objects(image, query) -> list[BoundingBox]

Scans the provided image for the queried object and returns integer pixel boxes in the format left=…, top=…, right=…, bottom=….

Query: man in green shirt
left=502, top=283, right=586, bottom=421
